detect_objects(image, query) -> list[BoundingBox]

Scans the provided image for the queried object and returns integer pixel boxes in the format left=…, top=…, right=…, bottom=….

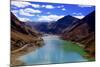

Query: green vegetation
left=61, top=40, right=95, bottom=61
left=61, top=40, right=87, bottom=56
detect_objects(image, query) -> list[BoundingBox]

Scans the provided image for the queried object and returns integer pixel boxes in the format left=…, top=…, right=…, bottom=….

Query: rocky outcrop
left=61, top=11, right=95, bottom=58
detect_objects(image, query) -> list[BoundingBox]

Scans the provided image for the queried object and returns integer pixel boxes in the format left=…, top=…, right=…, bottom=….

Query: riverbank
left=11, top=40, right=44, bottom=66
left=11, top=35, right=94, bottom=66
left=17, top=35, right=90, bottom=65
left=62, top=40, right=95, bottom=61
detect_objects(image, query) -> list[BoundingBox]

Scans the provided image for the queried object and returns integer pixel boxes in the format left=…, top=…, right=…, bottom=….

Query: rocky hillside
left=61, top=11, right=95, bottom=58
left=51, top=15, right=80, bottom=34
left=11, top=12, right=43, bottom=52
left=27, top=15, right=79, bottom=34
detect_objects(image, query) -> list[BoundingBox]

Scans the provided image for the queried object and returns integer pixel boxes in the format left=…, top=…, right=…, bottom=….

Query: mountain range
left=27, top=15, right=80, bottom=34
left=26, top=11, right=95, bottom=58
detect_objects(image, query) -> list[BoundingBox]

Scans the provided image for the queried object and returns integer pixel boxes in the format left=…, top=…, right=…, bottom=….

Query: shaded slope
left=61, top=11, right=95, bottom=58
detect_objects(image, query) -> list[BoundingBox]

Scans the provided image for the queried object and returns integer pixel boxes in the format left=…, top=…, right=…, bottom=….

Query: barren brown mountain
left=11, top=12, right=43, bottom=66
left=61, top=11, right=95, bottom=58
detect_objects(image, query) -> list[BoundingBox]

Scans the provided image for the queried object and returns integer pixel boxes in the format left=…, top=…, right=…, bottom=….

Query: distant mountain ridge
left=27, top=15, right=80, bottom=34
left=51, top=15, right=80, bottom=34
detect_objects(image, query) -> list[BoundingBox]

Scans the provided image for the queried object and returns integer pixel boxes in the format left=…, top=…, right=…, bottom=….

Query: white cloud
left=11, top=1, right=41, bottom=8
left=19, top=9, right=35, bottom=16
left=31, top=4, right=41, bottom=8
left=12, top=8, right=42, bottom=16
left=74, top=15, right=85, bottom=19
left=62, top=8, right=66, bottom=11
left=73, top=13, right=77, bottom=15
left=73, top=12, right=82, bottom=15
left=41, top=5, right=45, bottom=8
left=11, top=10, right=31, bottom=22
left=57, top=5, right=64, bottom=8
left=12, top=10, right=18, bottom=14
left=57, top=6, right=61, bottom=8
left=11, top=1, right=31, bottom=8
left=42, top=5, right=55, bottom=9
left=38, top=15, right=64, bottom=22
left=24, top=8, right=42, bottom=13
left=19, top=17, right=31, bottom=22
left=77, top=5, right=93, bottom=8
left=47, top=12, right=51, bottom=14
left=11, top=10, right=21, bottom=19
left=73, top=12, right=85, bottom=19
left=12, top=1, right=68, bottom=10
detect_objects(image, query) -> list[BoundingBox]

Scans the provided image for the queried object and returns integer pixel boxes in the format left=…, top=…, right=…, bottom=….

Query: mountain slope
left=11, top=13, right=44, bottom=66
left=50, top=15, right=80, bottom=34
left=61, top=11, right=95, bottom=58
left=11, top=12, right=43, bottom=52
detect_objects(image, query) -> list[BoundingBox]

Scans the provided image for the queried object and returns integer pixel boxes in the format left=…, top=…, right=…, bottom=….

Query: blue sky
left=11, top=1, right=95, bottom=22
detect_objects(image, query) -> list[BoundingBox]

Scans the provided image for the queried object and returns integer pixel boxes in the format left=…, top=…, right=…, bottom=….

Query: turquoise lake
left=18, top=35, right=88, bottom=65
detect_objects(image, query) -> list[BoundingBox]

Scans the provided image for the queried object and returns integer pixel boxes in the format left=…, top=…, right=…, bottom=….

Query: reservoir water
left=18, top=35, right=88, bottom=65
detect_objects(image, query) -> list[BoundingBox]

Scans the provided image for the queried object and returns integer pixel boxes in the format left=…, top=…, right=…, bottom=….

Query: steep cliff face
left=61, top=11, right=95, bottom=58
left=11, top=12, right=43, bottom=52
